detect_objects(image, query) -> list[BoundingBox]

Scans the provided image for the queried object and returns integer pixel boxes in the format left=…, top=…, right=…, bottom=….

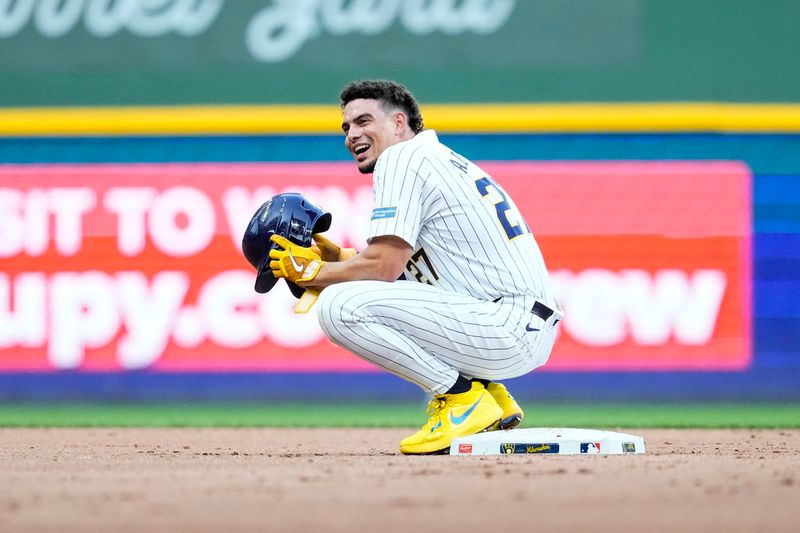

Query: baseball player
left=268, top=79, right=562, bottom=454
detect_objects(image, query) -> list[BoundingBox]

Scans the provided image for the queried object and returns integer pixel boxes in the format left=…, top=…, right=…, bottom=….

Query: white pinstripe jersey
left=368, top=130, right=553, bottom=302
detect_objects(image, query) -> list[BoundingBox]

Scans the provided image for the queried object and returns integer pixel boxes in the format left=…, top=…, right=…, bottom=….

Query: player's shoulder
left=379, top=130, right=444, bottom=167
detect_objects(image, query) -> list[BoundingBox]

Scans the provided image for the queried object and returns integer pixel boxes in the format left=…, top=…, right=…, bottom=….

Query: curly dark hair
left=340, top=80, right=424, bottom=134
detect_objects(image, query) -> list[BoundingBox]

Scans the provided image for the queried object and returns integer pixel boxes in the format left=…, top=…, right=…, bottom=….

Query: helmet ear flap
left=241, top=192, right=332, bottom=296
left=313, top=212, right=332, bottom=234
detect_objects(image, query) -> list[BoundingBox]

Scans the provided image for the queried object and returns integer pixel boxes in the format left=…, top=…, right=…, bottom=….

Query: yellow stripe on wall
left=427, top=104, right=800, bottom=133
left=2, top=103, right=800, bottom=136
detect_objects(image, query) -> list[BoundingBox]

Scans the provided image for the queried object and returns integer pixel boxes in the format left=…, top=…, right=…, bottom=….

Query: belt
left=531, top=301, right=554, bottom=321
left=492, top=296, right=561, bottom=326
left=532, top=301, right=562, bottom=327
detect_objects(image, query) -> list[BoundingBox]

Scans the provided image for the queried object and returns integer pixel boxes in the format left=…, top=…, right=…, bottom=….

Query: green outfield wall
left=1, top=0, right=798, bottom=106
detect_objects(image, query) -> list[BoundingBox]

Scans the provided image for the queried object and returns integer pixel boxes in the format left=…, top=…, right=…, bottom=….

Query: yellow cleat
left=400, top=382, right=502, bottom=455
left=486, top=382, right=524, bottom=430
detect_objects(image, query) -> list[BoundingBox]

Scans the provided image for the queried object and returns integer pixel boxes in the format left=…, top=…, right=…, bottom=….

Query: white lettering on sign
left=0, top=270, right=327, bottom=369
left=148, top=186, right=216, bottom=257
left=49, top=271, right=120, bottom=369
left=104, top=186, right=216, bottom=257
left=0, top=189, right=27, bottom=256
left=0, top=266, right=730, bottom=370
left=279, top=184, right=373, bottom=248
left=0, top=187, right=95, bottom=257
left=198, top=270, right=262, bottom=348
left=550, top=269, right=727, bottom=347
left=222, top=185, right=373, bottom=252
left=50, top=188, right=97, bottom=255
left=222, top=185, right=277, bottom=250
left=0, top=0, right=223, bottom=38
left=104, top=187, right=157, bottom=256
left=0, top=272, right=47, bottom=348
left=116, top=271, right=189, bottom=369
left=247, top=0, right=516, bottom=62
left=0, top=182, right=735, bottom=369
left=2, top=185, right=370, bottom=258
left=1, top=0, right=516, bottom=62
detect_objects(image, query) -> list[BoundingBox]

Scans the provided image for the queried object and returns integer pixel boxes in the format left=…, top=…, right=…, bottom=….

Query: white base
left=449, top=427, right=646, bottom=456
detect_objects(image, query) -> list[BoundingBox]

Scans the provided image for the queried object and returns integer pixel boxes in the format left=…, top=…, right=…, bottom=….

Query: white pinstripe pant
left=316, top=280, right=560, bottom=395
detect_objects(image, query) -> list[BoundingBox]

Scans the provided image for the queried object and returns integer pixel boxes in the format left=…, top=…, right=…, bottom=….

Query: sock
left=445, top=375, right=472, bottom=394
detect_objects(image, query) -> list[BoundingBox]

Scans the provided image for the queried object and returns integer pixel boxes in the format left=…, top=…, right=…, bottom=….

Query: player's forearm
left=298, top=235, right=412, bottom=289
left=304, top=252, right=400, bottom=288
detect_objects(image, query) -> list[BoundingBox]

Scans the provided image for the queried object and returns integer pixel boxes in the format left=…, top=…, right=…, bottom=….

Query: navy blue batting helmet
left=242, top=193, right=332, bottom=295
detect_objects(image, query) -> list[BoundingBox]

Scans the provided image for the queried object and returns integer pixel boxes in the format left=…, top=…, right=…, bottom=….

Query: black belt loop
left=531, top=301, right=554, bottom=321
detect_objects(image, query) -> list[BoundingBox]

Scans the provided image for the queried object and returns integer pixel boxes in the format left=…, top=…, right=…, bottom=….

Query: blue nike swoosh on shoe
left=429, top=420, right=442, bottom=433
left=449, top=393, right=485, bottom=425
left=526, top=325, right=540, bottom=332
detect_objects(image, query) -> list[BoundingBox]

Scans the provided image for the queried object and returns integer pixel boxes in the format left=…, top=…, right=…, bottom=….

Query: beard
left=358, top=158, right=377, bottom=174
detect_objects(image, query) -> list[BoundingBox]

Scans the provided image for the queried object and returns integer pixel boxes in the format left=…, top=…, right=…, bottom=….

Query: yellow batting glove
left=268, top=235, right=323, bottom=284
left=312, top=233, right=357, bottom=262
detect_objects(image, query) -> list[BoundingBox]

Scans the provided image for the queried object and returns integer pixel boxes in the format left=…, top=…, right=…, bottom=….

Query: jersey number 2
left=475, top=176, right=527, bottom=240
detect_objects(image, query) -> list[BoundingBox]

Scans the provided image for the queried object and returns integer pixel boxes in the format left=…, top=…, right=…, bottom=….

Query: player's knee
left=316, top=281, right=381, bottom=338
left=316, top=282, right=357, bottom=338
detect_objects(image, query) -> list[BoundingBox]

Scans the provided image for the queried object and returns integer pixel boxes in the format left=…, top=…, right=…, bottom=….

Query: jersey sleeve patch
left=371, top=207, right=397, bottom=220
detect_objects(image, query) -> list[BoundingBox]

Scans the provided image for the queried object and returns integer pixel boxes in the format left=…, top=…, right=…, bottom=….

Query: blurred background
left=1, top=0, right=799, bottom=405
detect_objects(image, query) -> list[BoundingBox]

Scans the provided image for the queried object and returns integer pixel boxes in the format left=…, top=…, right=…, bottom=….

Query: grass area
left=0, top=402, right=798, bottom=429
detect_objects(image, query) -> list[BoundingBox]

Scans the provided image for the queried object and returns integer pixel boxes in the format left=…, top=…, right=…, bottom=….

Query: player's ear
left=392, top=111, right=408, bottom=134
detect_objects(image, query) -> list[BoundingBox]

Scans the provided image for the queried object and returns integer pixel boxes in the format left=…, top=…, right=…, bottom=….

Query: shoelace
left=422, top=396, right=448, bottom=430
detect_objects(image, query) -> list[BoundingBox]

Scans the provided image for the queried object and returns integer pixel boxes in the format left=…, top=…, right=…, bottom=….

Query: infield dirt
left=1, top=428, right=797, bottom=532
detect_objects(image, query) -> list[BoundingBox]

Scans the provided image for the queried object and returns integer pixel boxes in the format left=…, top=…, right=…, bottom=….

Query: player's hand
left=312, top=233, right=357, bottom=262
left=269, top=235, right=323, bottom=284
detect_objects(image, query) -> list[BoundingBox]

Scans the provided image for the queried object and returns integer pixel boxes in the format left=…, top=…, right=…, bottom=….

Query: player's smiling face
left=342, top=98, right=412, bottom=174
